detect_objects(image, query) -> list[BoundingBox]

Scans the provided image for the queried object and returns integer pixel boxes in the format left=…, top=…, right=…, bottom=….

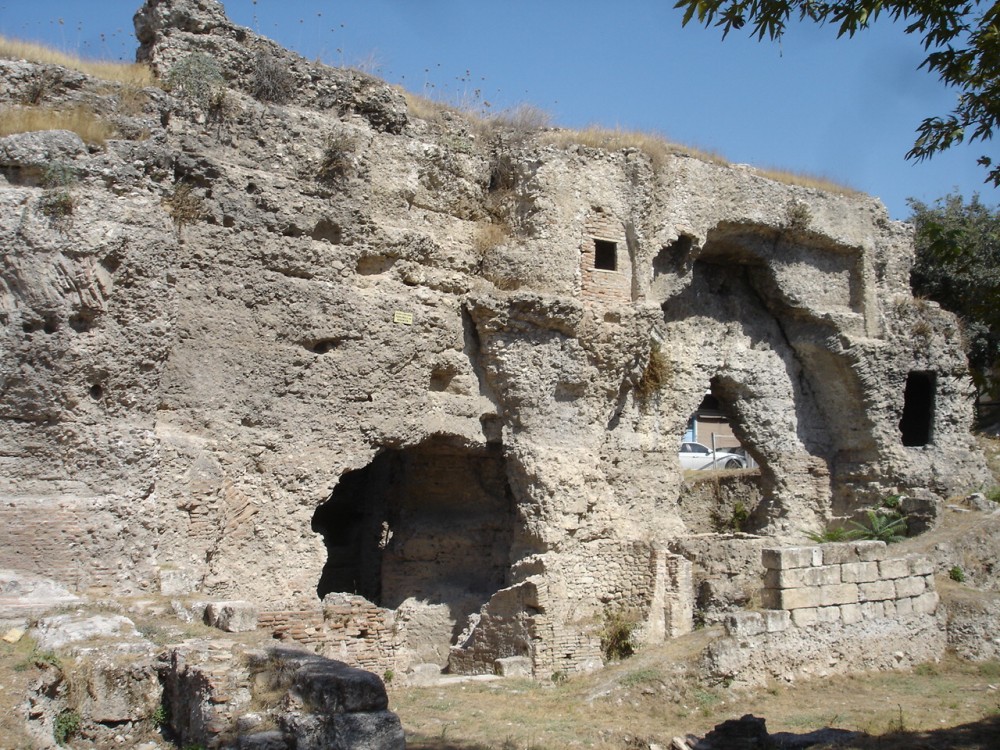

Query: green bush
left=882, top=494, right=902, bottom=509
left=53, top=710, right=81, bottom=745
left=251, top=51, right=295, bottom=103
left=848, top=510, right=908, bottom=544
left=167, top=53, right=224, bottom=111
left=39, top=161, right=77, bottom=217
left=806, top=526, right=855, bottom=543
left=949, top=565, right=966, bottom=582
left=599, top=608, right=636, bottom=662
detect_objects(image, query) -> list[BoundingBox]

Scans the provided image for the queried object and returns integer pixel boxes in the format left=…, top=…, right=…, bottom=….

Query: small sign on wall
left=393, top=310, right=413, bottom=325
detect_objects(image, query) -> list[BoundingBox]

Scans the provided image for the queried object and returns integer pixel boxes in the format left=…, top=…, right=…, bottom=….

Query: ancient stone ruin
left=0, top=0, right=990, bottom=702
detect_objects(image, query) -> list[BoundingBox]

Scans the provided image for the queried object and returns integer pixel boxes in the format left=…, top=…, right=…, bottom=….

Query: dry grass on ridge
left=0, top=35, right=155, bottom=88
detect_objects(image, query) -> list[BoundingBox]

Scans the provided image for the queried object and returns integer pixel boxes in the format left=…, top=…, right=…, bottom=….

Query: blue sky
left=2, top=0, right=996, bottom=220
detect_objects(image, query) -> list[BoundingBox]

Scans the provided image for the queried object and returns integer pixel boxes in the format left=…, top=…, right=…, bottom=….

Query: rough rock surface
left=0, top=0, right=990, bottom=684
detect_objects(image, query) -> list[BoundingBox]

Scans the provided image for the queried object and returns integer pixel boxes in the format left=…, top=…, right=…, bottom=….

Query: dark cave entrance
left=900, top=370, right=936, bottom=447
left=311, top=437, right=516, bottom=610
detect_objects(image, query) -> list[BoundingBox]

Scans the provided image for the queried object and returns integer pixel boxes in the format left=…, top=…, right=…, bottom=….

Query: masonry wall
left=703, top=541, right=945, bottom=687
left=579, top=213, right=631, bottom=304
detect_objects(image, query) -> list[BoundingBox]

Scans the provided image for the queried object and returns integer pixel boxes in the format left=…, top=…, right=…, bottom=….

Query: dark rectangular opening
left=900, top=370, right=935, bottom=446
left=594, top=239, right=617, bottom=271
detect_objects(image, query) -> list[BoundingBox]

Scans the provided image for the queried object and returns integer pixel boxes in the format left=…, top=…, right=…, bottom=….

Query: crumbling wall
left=703, top=541, right=944, bottom=686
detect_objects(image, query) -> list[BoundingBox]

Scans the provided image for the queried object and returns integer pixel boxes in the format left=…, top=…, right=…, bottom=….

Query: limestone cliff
left=0, top=0, right=987, bottom=676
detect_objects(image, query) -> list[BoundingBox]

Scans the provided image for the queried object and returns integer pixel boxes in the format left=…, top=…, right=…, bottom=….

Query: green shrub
left=39, top=161, right=77, bottom=217
left=53, top=710, right=81, bottom=745
left=848, top=510, right=908, bottom=544
left=167, top=53, right=224, bottom=111
left=806, top=526, right=855, bottom=543
left=882, top=494, right=902, bottom=509
left=986, top=486, right=1000, bottom=503
left=151, top=703, right=168, bottom=729
left=599, top=608, right=636, bottom=662
left=949, top=565, right=966, bottom=582
left=251, top=51, right=295, bottom=103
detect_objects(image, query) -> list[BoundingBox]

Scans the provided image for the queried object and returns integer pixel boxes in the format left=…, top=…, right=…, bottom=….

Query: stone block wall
left=758, top=541, right=939, bottom=627
left=704, top=541, right=945, bottom=687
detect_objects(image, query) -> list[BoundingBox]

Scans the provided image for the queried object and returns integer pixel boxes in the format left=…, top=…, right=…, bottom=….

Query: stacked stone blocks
left=753, top=541, right=938, bottom=629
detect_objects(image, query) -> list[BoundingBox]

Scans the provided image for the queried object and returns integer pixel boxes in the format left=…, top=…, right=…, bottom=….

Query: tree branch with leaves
left=674, top=0, right=1000, bottom=184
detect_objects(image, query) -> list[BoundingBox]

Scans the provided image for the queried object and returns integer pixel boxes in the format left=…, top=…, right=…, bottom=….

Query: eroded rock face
left=0, top=0, right=988, bottom=677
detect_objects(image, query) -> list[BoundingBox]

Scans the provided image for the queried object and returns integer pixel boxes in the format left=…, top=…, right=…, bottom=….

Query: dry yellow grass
left=0, top=35, right=156, bottom=87
left=755, top=165, right=860, bottom=195
left=0, top=106, right=116, bottom=145
left=542, top=125, right=728, bottom=171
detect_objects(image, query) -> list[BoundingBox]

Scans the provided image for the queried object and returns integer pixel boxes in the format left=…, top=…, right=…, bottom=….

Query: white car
left=678, top=442, right=746, bottom=470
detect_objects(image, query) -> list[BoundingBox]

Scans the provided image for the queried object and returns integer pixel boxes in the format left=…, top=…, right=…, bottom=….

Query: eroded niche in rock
left=312, top=436, right=517, bottom=646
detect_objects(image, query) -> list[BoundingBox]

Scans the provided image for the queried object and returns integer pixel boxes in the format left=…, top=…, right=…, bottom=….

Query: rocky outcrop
left=0, top=0, right=989, bottom=682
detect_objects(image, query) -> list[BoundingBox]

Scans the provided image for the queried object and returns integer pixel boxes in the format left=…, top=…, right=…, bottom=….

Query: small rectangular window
left=594, top=239, right=617, bottom=271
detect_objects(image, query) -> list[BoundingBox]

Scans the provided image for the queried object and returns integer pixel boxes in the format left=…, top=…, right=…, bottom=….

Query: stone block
left=840, top=561, right=879, bottom=583
left=895, top=597, right=913, bottom=618
left=760, top=588, right=781, bottom=609
left=859, top=580, right=895, bottom=602
left=840, top=603, right=863, bottom=625
left=855, top=541, right=888, bottom=562
left=816, top=582, right=859, bottom=606
left=762, top=610, right=791, bottom=633
left=204, top=601, right=258, bottom=633
left=494, top=656, right=532, bottom=677
left=816, top=605, right=842, bottom=623
left=860, top=601, right=884, bottom=619
left=906, top=555, right=934, bottom=576
left=762, top=546, right=821, bottom=570
left=820, top=542, right=859, bottom=565
left=237, top=730, right=289, bottom=750
left=765, top=565, right=840, bottom=588
left=791, top=607, right=818, bottom=627
left=912, top=591, right=940, bottom=615
left=778, top=587, right=822, bottom=610
left=882, top=600, right=897, bottom=618
left=724, top=612, right=765, bottom=637
left=893, top=575, right=926, bottom=598
left=878, top=558, right=910, bottom=580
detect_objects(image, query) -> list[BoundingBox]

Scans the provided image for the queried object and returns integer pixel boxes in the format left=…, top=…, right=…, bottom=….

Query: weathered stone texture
left=0, top=0, right=988, bottom=678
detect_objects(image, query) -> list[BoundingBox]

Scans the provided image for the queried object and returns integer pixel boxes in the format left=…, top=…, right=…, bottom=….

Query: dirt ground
left=391, top=648, right=1000, bottom=750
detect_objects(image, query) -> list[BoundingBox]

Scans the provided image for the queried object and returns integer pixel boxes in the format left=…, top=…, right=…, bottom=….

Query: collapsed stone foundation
left=0, top=0, right=990, bottom=689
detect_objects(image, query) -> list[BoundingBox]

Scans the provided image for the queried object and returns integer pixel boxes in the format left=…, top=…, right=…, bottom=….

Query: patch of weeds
left=167, top=52, right=224, bottom=111
left=206, top=88, right=240, bottom=133
left=39, top=161, right=77, bottom=217
left=317, top=132, right=354, bottom=184
left=986, top=486, right=1000, bottom=503
left=635, top=342, right=670, bottom=403
left=882, top=494, right=902, bottom=509
left=22, top=69, right=56, bottom=105
left=53, top=709, right=81, bottom=745
left=914, top=662, right=939, bottom=677
left=599, top=608, right=637, bottom=662
left=33, top=649, right=62, bottom=669
left=163, top=182, right=204, bottom=232
left=806, top=525, right=856, bottom=543
left=251, top=51, right=295, bottom=103
left=713, top=501, right=750, bottom=533
left=977, top=660, right=1000, bottom=678
left=619, top=667, right=663, bottom=688
left=151, top=703, right=168, bottom=729
left=383, top=668, right=395, bottom=684
left=549, top=670, right=568, bottom=684
left=949, top=565, right=966, bottom=582
left=848, top=509, right=907, bottom=543
left=785, top=200, right=812, bottom=231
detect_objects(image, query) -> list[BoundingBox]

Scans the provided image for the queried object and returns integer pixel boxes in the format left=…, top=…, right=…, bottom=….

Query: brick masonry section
left=579, top=212, right=631, bottom=304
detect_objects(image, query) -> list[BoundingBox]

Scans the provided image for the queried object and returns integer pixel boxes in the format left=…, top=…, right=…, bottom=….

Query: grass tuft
left=0, top=106, right=115, bottom=145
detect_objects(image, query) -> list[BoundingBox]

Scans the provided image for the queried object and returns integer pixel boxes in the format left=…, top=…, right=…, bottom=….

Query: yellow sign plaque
left=393, top=310, right=413, bottom=325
